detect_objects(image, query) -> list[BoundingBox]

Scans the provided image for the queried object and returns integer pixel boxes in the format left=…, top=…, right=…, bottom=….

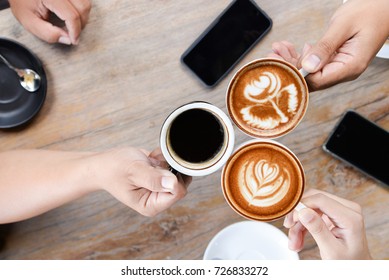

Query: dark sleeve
left=0, top=0, right=10, bottom=11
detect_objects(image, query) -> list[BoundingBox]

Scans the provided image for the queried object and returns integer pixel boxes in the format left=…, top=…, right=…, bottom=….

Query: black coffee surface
left=169, top=109, right=224, bottom=163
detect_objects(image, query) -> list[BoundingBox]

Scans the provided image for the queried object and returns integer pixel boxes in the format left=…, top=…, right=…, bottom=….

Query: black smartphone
left=181, top=0, right=272, bottom=87
left=323, top=110, right=389, bottom=186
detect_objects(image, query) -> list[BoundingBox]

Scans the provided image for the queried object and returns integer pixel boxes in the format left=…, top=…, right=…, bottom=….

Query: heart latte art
left=227, top=59, right=308, bottom=138
left=222, top=141, right=305, bottom=221
left=240, top=159, right=290, bottom=207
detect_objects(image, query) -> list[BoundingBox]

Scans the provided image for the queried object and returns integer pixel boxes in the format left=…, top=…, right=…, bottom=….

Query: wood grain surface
left=0, top=0, right=388, bottom=260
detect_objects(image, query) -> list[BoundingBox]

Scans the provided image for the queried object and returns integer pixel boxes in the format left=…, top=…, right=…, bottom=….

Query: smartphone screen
left=323, top=110, right=389, bottom=186
left=181, top=0, right=272, bottom=87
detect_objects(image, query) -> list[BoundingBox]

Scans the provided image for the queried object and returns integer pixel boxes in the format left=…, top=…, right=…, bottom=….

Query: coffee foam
left=222, top=141, right=304, bottom=221
left=227, top=59, right=308, bottom=138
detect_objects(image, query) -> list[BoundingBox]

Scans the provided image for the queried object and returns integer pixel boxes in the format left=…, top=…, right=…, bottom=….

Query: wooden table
left=0, top=0, right=388, bottom=260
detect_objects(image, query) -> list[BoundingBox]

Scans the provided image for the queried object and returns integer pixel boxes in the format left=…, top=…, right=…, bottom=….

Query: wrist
left=51, top=151, right=103, bottom=196
left=79, top=150, right=120, bottom=192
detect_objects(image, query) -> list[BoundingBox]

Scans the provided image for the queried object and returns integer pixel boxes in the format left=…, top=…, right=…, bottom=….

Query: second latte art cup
left=222, top=140, right=305, bottom=222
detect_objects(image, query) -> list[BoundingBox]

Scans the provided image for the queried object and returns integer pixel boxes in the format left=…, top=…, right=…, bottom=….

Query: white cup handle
left=299, top=68, right=310, bottom=78
left=295, top=202, right=307, bottom=212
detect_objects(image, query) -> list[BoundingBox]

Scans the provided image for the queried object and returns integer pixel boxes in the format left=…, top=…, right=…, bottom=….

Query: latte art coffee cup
left=222, top=140, right=305, bottom=221
left=160, top=102, right=235, bottom=177
left=227, top=58, right=309, bottom=138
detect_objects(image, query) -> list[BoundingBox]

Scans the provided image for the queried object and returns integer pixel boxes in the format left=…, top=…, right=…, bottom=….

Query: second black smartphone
left=181, top=0, right=272, bottom=87
left=323, top=110, right=389, bottom=187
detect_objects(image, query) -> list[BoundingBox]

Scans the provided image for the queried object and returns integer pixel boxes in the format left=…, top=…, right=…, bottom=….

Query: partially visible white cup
left=160, top=102, right=235, bottom=176
left=203, top=221, right=299, bottom=260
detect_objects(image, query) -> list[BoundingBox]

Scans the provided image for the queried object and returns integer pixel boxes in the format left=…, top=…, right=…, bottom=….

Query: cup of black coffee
left=160, top=102, right=235, bottom=176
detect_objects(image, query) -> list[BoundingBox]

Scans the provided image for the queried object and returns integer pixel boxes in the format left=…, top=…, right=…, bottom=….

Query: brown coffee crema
left=227, top=59, right=308, bottom=138
left=222, top=141, right=304, bottom=221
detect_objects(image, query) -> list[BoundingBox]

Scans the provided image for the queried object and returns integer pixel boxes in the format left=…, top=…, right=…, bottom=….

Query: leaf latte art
left=239, top=159, right=290, bottom=207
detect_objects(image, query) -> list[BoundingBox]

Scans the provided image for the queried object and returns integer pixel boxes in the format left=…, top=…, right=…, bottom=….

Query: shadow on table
left=0, top=224, right=13, bottom=252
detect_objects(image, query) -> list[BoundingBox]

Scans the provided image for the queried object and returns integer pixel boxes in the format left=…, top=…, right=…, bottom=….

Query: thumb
left=301, top=21, right=351, bottom=73
left=132, top=162, right=177, bottom=193
left=298, top=208, right=337, bottom=251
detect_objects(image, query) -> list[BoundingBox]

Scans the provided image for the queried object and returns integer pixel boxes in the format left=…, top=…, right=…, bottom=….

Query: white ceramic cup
left=160, top=102, right=235, bottom=176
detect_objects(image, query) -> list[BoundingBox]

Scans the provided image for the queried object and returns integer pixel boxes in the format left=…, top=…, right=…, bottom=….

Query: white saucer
left=203, top=221, right=299, bottom=260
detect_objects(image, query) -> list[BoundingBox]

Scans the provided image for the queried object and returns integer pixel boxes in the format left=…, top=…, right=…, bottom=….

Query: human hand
left=268, top=41, right=301, bottom=68
left=90, top=147, right=191, bottom=217
left=8, top=0, right=91, bottom=45
left=283, top=189, right=372, bottom=259
left=269, top=0, right=389, bottom=91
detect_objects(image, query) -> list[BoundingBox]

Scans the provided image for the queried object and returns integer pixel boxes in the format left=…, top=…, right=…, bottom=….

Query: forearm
left=0, top=149, right=99, bottom=224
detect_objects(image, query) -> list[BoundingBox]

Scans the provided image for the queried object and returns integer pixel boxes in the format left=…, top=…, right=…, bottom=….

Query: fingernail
left=298, top=209, right=315, bottom=224
left=288, top=240, right=296, bottom=251
left=161, top=177, right=175, bottom=190
left=58, top=36, right=72, bottom=45
left=302, top=54, right=321, bottom=72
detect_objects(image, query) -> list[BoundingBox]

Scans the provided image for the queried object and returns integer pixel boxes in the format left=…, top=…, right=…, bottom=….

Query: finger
left=149, top=148, right=165, bottom=163
left=146, top=183, right=187, bottom=215
left=131, top=162, right=177, bottom=193
left=322, top=214, right=335, bottom=231
left=43, top=0, right=82, bottom=44
left=145, top=173, right=188, bottom=214
left=301, top=43, right=312, bottom=57
left=68, top=0, right=92, bottom=29
left=139, top=148, right=150, bottom=155
left=301, top=18, right=353, bottom=73
left=281, top=40, right=299, bottom=58
left=305, top=59, right=348, bottom=91
left=297, top=208, right=338, bottom=251
left=288, top=221, right=307, bottom=252
left=27, top=14, right=71, bottom=44
left=149, top=147, right=169, bottom=169
left=298, top=43, right=312, bottom=69
left=284, top=203, right=312, bottom=230
left=272, top=41, right=295, bottom=61
left=302, top=189, right=361, bottom=213
left=283, top=212, right=295, bottom=228
left=133, top=184, right=187, bottom=217
left=300, top=193, right=362, bottom=233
